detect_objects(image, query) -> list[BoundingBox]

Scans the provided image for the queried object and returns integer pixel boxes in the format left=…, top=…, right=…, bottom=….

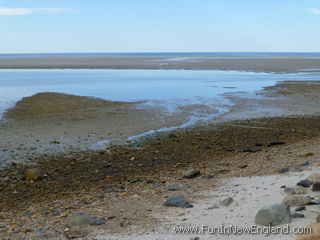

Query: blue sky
left=1, top=0, right=320, bottom=53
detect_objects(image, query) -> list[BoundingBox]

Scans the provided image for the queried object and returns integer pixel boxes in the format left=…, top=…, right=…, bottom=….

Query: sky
left=0, top=0, right=320, bottom=53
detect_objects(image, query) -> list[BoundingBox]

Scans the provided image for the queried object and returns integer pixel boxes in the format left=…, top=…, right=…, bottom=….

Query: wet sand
left=1, top=56, right=320, bottom=72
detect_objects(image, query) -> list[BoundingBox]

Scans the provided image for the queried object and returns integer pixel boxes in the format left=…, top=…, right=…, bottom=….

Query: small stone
left=255, top=204, right=291, bottom=226
left=25, top=168, right=42, bottom=181
left=299, top=152, right=314, bottom=158
left=64, top=229, right=87, bottom=239
left=238, top=164, right=248, bottom=169
left=146, top=180, right=157, bottom=184
left=167, top=185, right=183, bottom=191
left=183, top=170, right=200, bottom=179
left=317, top=215, right=320, bottom=222
left=284, top=188, right=295, bottom=194
left=23, top=213, right=32, bottom=217
left=297, top=179, right=312, bottom=188
left=278, top=168, right=289, bottom=173
left=65, top=213, right=90, bottom=228
left=296, top=161, right=310, bottom=168
left=306, top=173, right=320, bottom=184
left=163, top=194, right=193, bottom=208
left=283, top=195, right=311, bottom=207
left=291, top=213, right=305, bottom=218
left=295, top=206, right=306, bottom=212
left=90, top=217, right=106, bottom=226
left=168, top=133, right=177, bottom=138
left=201, top=175, right=214, bottom=180
left=293, top=168, right=303, bottom=172
left=219, top=169, right=230, bottom=174
left=294, top=186, right=307, bottom=194
left=53, top=208, right=66, bottom=216
left=220, top=197, right=233, bottom=206
left=268, top=141, right=285, bottom=147
left=190, top=237, right=200, bottom=240
left=207, top=205, right=220, bottom=210
left=42, top=209, right=50, bottom=215
left=242, top=147, right=262, bottom=153
left=284, top=186, right=306, bottom=195
left=313, top=182, right=320, bottom=192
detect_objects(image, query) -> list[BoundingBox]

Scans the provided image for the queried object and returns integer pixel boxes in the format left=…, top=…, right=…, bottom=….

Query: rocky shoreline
left=1, top=79, right=320, bottom=239
left=1, top=115, right=320, bottom=239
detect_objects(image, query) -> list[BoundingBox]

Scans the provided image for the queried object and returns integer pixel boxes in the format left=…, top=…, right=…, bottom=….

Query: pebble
left=207, top=205, right=220, bottom=210
left=284, top=186, right=306, bottom=195
left=168, top=133, right=177, bottom=138
left=297, top=179, right=312, bottom=188
left=296, top=161, right=310, bottom=168
left=23, top=213, right=32, bottom=218
left=64, top=229, right=87, bottom=239
left=167, top=185, right=183, bottom=191
left=307, top=173, right=320, bottom=184
left=183, top=170, right=200, bottom=179
left=238, top=164, right=248, bottom=169
left=268, top=141, right=285, bottom=146
left=201, top=175, right=214, bottom=180
left=291, top=213, right=305, bottom=218
left=282, top=195, right=311, bottom=207
left=295, top=206, right=306, bottom=212
left=313, top=182, right=320, bottom=191
left=25, top=168, right=42, bottom=181
left=65, top=213, right=90, bottom=228
left=299, top=152, right=314, bottom=158
left=53, top=208, right=66, bottom=216
left=278, top=167, right=289, bottom=173
left=90, top=217, right=106, bottom=226
left=163, top=194, right=193, bottom=208
left=220, top=197, right=233, bottom=206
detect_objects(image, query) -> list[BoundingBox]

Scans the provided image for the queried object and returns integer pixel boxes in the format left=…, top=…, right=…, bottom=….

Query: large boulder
left=255, top=204, right=291, bottom=226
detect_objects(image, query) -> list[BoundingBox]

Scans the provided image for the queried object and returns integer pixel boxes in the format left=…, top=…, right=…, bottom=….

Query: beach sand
left=98, top=168, right=320, bottom=240
left=1, top=56, right=320, bottom=73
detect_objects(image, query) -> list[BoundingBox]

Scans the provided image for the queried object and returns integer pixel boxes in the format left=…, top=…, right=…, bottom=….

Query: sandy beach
left=1, top=56, right=320, bottom=73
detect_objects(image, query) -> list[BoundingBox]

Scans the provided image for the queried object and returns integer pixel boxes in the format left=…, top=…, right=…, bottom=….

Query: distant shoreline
left=1, top=56, right=320, bottom=72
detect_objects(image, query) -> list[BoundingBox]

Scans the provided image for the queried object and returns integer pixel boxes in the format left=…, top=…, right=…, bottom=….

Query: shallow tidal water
left=1, top=69, right=320, bottom=118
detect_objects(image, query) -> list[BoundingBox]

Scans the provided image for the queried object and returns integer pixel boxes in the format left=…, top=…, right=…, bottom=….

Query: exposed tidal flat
left=1, top=69, right=320, bottom=166
left=1, top=61, right=320, bottom=239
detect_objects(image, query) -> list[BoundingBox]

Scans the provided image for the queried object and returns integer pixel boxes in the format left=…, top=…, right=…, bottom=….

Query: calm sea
left=1, top=52, right=320, bottom=59
left=1, top=69, right=320, bottom=120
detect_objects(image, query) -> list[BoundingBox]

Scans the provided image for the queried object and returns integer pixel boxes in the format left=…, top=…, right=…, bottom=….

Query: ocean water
left=1, top=69, right=320, bottom=120
left=1, top=52, right=320, bottom=59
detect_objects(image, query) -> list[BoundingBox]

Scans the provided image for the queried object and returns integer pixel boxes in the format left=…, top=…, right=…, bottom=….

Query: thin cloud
left=0, top=7, right=72, bottom=16
left=309, top=8, right=320, bottom=14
